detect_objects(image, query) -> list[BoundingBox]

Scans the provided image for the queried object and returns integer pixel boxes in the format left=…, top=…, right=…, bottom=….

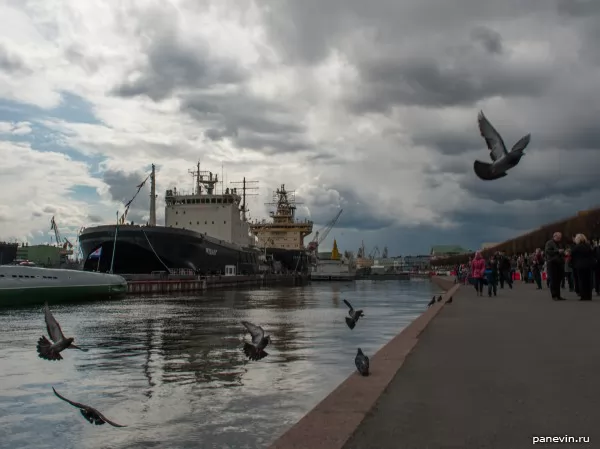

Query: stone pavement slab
left=343, top=281, right=600, bottom=449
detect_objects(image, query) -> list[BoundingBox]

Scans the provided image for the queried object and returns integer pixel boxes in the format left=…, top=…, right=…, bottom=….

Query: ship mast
left=149, top=164, right=156, bottom=226
left=265, top=184, right=302, bottom=224
left=230, top=177, right=259, bottom=221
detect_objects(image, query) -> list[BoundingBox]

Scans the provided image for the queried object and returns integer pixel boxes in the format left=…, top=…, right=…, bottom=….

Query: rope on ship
left=141, top=227, right=172, bottom=274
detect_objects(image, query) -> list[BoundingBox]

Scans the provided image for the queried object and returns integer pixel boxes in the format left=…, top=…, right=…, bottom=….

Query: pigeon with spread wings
left=241, top=321, right=271, bottom=361
left=36, top=303, right=88, bottom=361
left=343, top=299, right=364, bottom=330
left=52, top=387, right=126, bottom=427
left=473, top=110, right=531, bottom=181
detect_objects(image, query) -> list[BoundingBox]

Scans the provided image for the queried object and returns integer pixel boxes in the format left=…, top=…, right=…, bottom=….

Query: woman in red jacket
left=471, top=251, right=487, bottom=296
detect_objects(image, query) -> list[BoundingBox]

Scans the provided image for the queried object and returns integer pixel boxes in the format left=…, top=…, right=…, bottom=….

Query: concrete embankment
left=125, top=273, right=308, bottom=294
left=268, top=276, right=459, bottom=449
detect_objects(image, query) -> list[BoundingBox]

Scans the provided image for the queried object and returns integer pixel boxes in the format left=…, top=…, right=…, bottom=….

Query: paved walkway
left=343, top=280, right=600, bottom=449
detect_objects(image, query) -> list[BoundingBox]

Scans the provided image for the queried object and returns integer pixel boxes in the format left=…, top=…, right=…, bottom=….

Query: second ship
left=78, top=163, right=313, bottom=275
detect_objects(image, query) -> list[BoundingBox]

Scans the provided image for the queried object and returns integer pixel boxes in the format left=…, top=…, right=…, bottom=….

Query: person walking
left=498, top=252, right=513, bottom=289
left=562, top=248, right=574, bottom=292
left=485, top=255, right=499, bottom=297
left=594, top=241, right=600, bottom=297
left=531, top=249, right=544, bottom=290
left=470, top=251, right=486, bottom=296
left=545, top=232, right=565, bottom=301
left=570, top=235, right=580, bottom=296
left=570, top=234, right=595, bottom=301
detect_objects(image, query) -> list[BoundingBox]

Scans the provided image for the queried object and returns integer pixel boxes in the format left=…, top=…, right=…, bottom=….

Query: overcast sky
left=1, top=0, right=599, bottom=256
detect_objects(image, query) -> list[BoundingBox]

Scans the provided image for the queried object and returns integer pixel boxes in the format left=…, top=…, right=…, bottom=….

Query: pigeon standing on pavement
left=436, top=295, right=443, bottom=302
left=473, top=110, right=531, bottom=181
left=355, top=348, right=370, bottom=376
left=427, top=296, right=436, bottom=307
left=52, top=387, right=126, bottom=427
left=37, top=303, right=88, bottom=361
left=446, top=296, right=453, bottom=304
left=343, top=299, right=364, bottom=330
left=241, top=321, right=271, bottom=361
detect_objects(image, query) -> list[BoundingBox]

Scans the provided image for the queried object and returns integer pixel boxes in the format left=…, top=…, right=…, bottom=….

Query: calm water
left=0, top=280, right=439, bottom=449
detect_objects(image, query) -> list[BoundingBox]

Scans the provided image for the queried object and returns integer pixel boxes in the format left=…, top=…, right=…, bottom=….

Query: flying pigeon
left=355, top=348, right=370, bottom=376
left=473, top=110, right=531, bottom=181
left=241, top=320, right=271, bottom=361
left=427, top=296, right=436, bottom=307
left=52, top=387, right=126, bottom=427
left=436, top=295, right=443, bottom=302
left=37, top=303, right=88, bottom=361
left=343, top=299, right=364, bottom=330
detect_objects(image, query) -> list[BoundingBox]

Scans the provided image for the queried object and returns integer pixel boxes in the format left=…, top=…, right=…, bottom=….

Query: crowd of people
left=453, top=232, right=600, bottom=301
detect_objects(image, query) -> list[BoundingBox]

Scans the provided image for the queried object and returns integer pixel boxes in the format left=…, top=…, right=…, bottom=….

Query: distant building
left=402, top=255, right=431, bottom=271
left=16, top=244, right=64, bottom=267
left=430, top=245, right=470, bottom=259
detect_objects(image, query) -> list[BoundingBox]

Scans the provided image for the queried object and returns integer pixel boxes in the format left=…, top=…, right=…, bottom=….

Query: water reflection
left=0, top=280, right=441, bottom=449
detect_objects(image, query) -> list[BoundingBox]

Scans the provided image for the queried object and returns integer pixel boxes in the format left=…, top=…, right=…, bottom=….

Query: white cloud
left=0, top=141, right=103, bottom=242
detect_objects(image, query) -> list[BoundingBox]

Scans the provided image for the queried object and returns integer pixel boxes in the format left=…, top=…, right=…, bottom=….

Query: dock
left=269, top=276, right=600, bottom=448
left=125, top=273, right=308, bottom=294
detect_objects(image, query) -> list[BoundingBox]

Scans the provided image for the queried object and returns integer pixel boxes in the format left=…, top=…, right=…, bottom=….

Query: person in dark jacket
left=594, top=242, right=600, bottom=296
left=498, top=252, right=513, bottom=289
left=562, top=249, right=574, bottom=292
left=544, top=232, right=565, bottom=300
left=570, top=235, right=580, bottom=296
left=570, top=234, right=596, bottom=301
left=485, top=256, right=499, bottom=297
left=531, top=249, right=544, bottom=290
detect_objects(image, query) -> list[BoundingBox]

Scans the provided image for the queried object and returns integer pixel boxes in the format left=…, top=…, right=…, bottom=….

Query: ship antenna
left=149, top=164, right=156, bottom=226
left=229, top=177, right=259, bottom=221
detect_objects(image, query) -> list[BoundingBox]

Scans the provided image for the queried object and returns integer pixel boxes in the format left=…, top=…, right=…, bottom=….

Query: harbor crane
left=307, top=209, right=343, bottom=253
left=50, top=216, right=74, bottom=255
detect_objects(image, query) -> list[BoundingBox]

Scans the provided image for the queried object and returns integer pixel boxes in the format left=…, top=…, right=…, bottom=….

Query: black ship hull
left=0, top=243, right=18, bottom=265
left=79, top=225, right=261, bottom=275
left=265, top=248, right=310, bottom=274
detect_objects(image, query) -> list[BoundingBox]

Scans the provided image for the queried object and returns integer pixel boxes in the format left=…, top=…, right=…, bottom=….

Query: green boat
left=0, top=265, right=128, bottom=307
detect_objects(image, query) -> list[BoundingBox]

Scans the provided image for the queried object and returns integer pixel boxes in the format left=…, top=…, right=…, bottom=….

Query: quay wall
left=126, top=273, right=308, bottom=294
left=267, top=276, right=460, bottom=449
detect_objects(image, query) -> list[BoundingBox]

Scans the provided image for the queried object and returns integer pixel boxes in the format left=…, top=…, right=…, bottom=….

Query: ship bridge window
left=176, top=222, right=178, bottom=225
left=12, top=275, right=16, bottom=278
left=197, top=221, right=200, bottom=225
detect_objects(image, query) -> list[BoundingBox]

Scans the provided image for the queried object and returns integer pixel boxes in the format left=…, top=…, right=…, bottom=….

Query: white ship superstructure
left=164, top=163, right=256, bottom=247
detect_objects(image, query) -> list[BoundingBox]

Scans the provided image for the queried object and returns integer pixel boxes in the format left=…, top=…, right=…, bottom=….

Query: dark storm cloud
left=556, top=0, right=600, bottom=17
left=470, top=26, right=504, bottom=55
left=0, top=44, right=29, bottom=73
left=102, top=169, right=151, bottom=223
left=111, top=5, right=247, bottom=102
left=182, top=92, right=312, bottom=154
left=348, top=48, right=551, bottom=113
left=112, top=34, right=246, bottom=101
left=449, top=198, right=590, bottom=237
left=296, top=187, right=395, bottom=232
